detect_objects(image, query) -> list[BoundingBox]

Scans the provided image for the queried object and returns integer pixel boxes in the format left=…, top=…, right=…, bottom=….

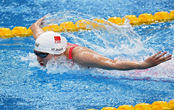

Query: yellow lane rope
left=0, top=10, right=174, bottom=38
left=86, top=100, right=174, bottom=110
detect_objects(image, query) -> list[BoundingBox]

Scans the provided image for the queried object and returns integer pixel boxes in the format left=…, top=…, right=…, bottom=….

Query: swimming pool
left=0, top=0, right=174, bottom=110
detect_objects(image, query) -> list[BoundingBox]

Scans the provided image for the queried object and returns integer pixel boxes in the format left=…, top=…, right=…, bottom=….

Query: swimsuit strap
left=68, top=46, right=76, bottom=59
left=67, top=43, right=78, bottom=59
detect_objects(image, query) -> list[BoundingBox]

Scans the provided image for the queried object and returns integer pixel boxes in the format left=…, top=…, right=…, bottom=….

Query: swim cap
left=34, top=31, right=67, bottom=55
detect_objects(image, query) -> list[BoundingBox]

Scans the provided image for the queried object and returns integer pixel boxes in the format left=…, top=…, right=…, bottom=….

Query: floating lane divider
left=0, top=10, right=174, bottom=39
left=86, top=100, right=174, bottom=110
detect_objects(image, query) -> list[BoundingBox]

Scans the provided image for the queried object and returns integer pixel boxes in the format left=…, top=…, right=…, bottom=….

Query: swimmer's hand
left=31, top=16, right=46, bottom=40
left=141, top=52, right=172, bottom=69
left=34, top=17, right=45, bottom=27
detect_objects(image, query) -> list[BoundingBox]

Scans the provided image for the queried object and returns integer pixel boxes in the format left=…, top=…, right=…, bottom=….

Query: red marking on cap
left=54, top=36, right=61, bottom=43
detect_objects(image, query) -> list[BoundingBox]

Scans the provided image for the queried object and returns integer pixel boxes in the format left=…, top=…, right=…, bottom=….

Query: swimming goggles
left=34, top=50, right=49, bottom=58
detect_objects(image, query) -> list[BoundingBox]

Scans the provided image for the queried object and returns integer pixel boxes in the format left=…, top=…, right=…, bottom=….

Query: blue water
left=0, top=0, right=174, bottom=110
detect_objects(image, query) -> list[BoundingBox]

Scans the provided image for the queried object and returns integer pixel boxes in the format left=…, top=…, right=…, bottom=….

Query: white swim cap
left=34, top=31, right=67, bottom=55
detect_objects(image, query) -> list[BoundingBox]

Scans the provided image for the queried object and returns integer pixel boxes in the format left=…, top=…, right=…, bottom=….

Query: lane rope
left=0, top=10, right=174, bottom=38
left=86, top=100, right=174, bottom=110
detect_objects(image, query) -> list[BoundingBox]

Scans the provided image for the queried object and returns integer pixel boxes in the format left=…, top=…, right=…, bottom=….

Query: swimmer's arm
left=73, top=53, right=142, bottom=70
left=72, top=48, right=141, bottom=70
left=30, top=17, right=45, bottom=40
left=73, top=48, right=172, bottom=70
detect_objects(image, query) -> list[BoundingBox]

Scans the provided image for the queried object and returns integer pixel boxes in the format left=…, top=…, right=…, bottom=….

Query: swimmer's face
left=37, top=54, right=53, bottom=66
left=34, top=50, right=63, bottom=66
left=34, top=50, right=52, bottom=66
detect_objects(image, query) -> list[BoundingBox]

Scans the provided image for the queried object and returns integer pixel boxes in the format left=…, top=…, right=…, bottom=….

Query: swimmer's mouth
left=39, top=62, right=45, bottom=66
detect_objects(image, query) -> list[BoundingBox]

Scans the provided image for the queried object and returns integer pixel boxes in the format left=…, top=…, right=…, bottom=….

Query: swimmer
left=30, top=17, right=172, bottom=70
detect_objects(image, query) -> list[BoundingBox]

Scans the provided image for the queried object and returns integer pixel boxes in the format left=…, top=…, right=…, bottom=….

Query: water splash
left=24, top=11, right=174, bottom=81
left=45, top=56, right=82, bottom=74
left=21, top=53, right=87, bottom=74
left=21, top=53, right=40, bottom=68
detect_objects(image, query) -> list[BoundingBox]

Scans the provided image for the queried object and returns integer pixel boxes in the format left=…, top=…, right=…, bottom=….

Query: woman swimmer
left=30, top=17, right=172, bottom=70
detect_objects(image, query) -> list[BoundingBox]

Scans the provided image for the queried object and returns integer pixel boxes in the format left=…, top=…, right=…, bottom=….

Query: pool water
left=0, top=0, right=174, bottom=110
